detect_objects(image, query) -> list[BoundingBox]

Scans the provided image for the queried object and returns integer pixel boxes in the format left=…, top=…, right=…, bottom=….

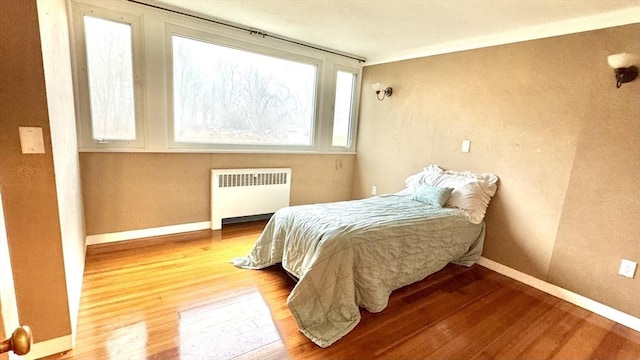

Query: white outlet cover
left=618, top=259, right=637, bottom=278
left=461, top=139, right=471, bottom=153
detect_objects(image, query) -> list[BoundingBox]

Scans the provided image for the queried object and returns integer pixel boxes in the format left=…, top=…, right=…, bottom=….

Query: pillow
left=404, top=164, right=499, bottom=224
left=411, top=184, right=453, bottom=207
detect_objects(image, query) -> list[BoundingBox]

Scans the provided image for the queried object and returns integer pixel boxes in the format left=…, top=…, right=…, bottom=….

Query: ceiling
left=149, top=0, right=640, bottom=65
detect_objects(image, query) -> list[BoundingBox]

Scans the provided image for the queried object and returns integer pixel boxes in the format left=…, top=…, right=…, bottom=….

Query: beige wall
left=0, top=0, right=72, bottom=343
left=81, top=153, right=354, bottom=235
left=354, top=25, right=640, bottom=317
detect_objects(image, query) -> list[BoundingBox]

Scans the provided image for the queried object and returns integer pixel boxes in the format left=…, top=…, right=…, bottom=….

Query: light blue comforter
left=232, top=194, right=485, bottom=347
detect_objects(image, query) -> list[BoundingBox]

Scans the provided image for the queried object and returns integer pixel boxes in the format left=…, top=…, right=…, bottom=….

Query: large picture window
left=172, top=35, right=317, bottom=146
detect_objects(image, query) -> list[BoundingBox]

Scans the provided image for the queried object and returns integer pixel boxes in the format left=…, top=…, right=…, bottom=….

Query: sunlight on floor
left=106, top=321, right=148, bottom=360
left=178, top=289, right=285, bottom=359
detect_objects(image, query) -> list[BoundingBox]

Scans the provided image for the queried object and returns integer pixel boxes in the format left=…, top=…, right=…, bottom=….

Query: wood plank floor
left=43, top=221, right=639, bottom=360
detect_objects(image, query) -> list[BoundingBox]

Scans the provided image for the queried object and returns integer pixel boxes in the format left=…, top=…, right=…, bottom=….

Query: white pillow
left=404, top=164, right=498, bottom=224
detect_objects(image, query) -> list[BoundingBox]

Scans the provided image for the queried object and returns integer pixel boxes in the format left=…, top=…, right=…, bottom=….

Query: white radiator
left=210, top=168, right=291, bottom=230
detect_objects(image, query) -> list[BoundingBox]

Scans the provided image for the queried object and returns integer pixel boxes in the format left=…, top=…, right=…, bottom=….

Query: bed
left=232, top=165, right=498, bottom=347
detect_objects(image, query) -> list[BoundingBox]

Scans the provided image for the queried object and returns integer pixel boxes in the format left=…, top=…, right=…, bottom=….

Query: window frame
left=69, top=0, right=362, bottom=154
left=70, top=3, right=146, bottom=150
left=329, top=65, right=361, bottom=151
left=166, top=25, right=322, bottom=152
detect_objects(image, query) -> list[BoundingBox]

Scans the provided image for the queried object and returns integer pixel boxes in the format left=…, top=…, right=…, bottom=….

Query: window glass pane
left=332, top=71, right=355, bottom=147
left=84, top=16, right=136, bottom=141
left=172, top=36, right=316, bottom=146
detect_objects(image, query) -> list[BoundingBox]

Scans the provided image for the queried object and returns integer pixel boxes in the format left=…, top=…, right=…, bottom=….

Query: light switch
left=461, top=139, right=471, bottom=153
left=19, top=127, right=45, bottom=154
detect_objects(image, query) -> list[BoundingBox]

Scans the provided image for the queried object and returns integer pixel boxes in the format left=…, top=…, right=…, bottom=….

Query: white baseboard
left=477, top=257, right=640, bottom=332
left=86, top=221, right=211, bottom=245
left=11, top=334, right=72, bottom=360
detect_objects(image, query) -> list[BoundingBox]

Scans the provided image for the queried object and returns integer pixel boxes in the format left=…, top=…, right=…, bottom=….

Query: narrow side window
left=84, top=16, right=136, bottom=141
left=332, top=70, right=356, bottom=147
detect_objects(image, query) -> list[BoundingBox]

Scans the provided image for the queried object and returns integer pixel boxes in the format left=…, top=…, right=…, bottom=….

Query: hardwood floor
left=43, top=221, right=639, bottom=360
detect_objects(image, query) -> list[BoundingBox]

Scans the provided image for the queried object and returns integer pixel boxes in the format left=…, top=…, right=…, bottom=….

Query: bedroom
left=0, top=0, right=638, bottom=358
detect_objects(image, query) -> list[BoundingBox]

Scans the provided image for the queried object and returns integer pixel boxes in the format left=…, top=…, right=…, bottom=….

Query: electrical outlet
left=371, top=185, right=377, bottom=195
left=618, top=259, right=637, bottom=279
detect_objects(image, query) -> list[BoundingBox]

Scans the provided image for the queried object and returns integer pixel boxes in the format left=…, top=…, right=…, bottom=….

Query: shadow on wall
left=482, top=191, right=549, bottom=279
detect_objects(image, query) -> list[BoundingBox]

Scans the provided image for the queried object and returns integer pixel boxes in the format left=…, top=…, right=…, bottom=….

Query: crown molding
left=366, top=7, right=640, bottom=66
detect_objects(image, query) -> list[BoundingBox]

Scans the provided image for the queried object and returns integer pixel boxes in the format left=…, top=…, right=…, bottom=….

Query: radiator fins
left=217, top=172, right=289, bottom=188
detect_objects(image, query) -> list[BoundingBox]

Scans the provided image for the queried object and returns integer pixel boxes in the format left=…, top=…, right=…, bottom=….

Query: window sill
left=77, top=147, right=356, bottom=155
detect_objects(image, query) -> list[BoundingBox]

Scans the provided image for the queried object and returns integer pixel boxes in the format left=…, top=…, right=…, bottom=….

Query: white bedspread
left=232, top=194, right=485, bottom=347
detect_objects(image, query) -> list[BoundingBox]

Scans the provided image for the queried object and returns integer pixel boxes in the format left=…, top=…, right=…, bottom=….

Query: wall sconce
left=607, top=53, right=638, bottom=88
left=371, top=82, right=393, bottom=101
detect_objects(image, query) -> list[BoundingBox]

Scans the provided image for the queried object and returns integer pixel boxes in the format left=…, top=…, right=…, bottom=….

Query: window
left=70, top=1, right=361, bottom=153
left=72, top=4, right=145, bottom=149
left=171, top=35, right=317, bottom=147
left=332, top=70, right=356, bottom=147
left=84, top=16, right=136, bottom=141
